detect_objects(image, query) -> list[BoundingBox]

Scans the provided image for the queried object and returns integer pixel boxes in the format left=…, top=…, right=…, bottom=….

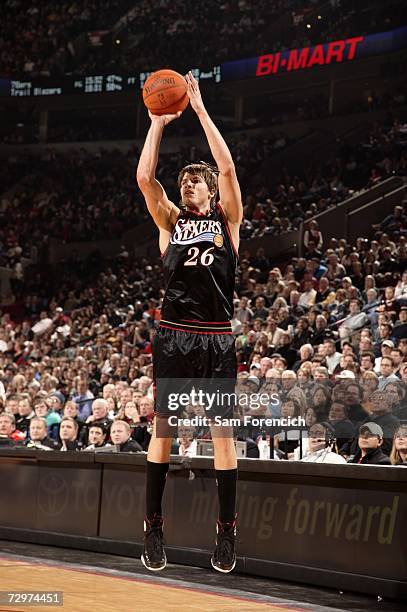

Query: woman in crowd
left=310, top=384, right=331, bottom=418
left=361, top=370, right=379, bottom=414
left=390, top=425, right=407, bottom=466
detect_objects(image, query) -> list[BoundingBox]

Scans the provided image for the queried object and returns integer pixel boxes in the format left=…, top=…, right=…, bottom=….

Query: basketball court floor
left=0, top=541, right=404, bottom=612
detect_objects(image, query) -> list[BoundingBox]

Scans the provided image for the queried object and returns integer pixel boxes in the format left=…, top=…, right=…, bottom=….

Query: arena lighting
left=306, top=24, right=312, bottom=29
left=115, top=39, right=121, bottom=45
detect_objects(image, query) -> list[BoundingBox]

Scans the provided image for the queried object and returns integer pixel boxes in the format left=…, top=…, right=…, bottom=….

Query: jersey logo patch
left=170, top=218, right=223, bottom=246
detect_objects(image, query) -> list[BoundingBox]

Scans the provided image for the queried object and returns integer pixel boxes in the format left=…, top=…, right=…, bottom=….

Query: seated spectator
left=178, top=426, right=197, bottom=457
left=348, top=423, right=391, bottom=465
left=280, top=370, right=306, bottom=415
left=85, top=398, right=113, bottom=430
left=83, top=422, right=112, bottom=451
left=15, top=395, right=35, bottom=434
left=278, top=331, right=297, bottom=368
left=48, top=391, right=65, bottom=416
left=301, top=422, right=346, bottom=464
left=63, top=400, right=86, bottom=440
left=25, top=417, right=58, bottom=450
left=310, top=315, right=329, bottom=345
left=298, top=280, right=317, bottom=309
left=384, top=381, right=406, bottom=415
left=0, top=412, right=25, bottom=445
left=310, top=385, right=331, bottom=418
left=390, top=347, right=403, bottom=376
left=4, top=395, right=20, bottom=416
left=392, top=306, right=407, bottom=342
left=116, top=399, right=151, bottom=450
left=361, top=370, right=379, bottom=413
left=341, top=390, right=399, bottom=457
left=139, top=396, right=154, bottom=423
left=72, top=377, right=95, bottom=420
left=313, top=366, right=330, bottom=384
left=390, top=425, right=407, bottom=466
left=323, top=338, right=341, bottom=375
left=378, top=356, right=400, bottom=390
left=292, top=342, right=313, bottom=371
left=328, top=401, right=355, bottom=449
left=109, top=420, right=143, bottom=452
left=274, top=398, right=303, bottom=457
left=394, top=271, right=407, bottom=299
left=359, top=351, right=375, bottom=374
left=304, top=220, right=323, bottom=253
left=338, top=299, right=369, bottom=342
left=33, top=396, right=61, bottom=430
left=374, top=339, right=394, bottom=373
left=58, top=416, right=81, bottom=451
left=341, top=380, right=368, bottom=423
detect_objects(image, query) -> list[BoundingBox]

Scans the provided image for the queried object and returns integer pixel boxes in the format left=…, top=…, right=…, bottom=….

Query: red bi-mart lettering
left=256, top=36, right=364, bottom=77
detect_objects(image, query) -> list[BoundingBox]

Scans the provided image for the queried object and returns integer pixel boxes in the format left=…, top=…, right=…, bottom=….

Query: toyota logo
left=38, top=473, right=69, bottom=517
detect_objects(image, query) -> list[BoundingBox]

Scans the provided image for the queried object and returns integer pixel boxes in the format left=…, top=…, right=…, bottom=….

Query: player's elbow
left=219, top=163, right=236, bottom=178
left=136, top=171, right=154, bottom=190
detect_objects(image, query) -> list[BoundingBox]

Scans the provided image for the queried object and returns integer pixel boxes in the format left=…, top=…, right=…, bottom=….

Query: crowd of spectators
left=0, top=198, right=406, bottom=464
left=0, top=146, right=147, bottom=260
left=0, top=119, right=405, bottom=307
left=113, top=0, right=405, bottom=78
left=0, top=0, right=134, bottom=78
left=1, top=113, right=406, bottom=288
left=240, top=115, right=407, bottom=239
left=1, top=0, right=405, bottom=80
left=0, top=131, right=294, bottom=264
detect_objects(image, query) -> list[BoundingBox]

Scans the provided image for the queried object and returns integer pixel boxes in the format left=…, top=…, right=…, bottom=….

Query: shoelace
left=145, top=523, right=165, bottom=557
left=216, top=526, right=236, bottom=559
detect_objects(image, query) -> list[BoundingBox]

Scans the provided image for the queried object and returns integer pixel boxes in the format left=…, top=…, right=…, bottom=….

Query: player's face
left=180, top=173, right=213, bottom=209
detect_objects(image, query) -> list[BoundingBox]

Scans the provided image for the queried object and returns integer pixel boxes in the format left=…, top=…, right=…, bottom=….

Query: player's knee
left=213, top=436, right=235, bottom=454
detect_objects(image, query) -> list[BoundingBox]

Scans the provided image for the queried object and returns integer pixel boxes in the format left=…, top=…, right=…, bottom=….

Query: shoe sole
left=141, top=552, right=167, bottom=572
left=211, top=555, right=236, bottom=573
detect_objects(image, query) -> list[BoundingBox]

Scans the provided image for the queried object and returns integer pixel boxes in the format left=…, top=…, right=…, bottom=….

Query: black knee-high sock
left=216, top=468, right=237, bottom=524
left=146, top=461, right=169, bottom=519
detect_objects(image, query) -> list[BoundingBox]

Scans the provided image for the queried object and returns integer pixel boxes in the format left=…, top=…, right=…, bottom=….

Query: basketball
left=142, top=69, right=189, bottom=116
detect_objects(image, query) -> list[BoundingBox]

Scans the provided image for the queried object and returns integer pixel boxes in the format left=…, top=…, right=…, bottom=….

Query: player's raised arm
left=136, top=111, right=181, bottom=231
left=185, top=71, right=243, bottom=226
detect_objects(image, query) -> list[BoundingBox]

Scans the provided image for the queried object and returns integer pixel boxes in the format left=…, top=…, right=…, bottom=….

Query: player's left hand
left=185, top=71, right=206, bottom=115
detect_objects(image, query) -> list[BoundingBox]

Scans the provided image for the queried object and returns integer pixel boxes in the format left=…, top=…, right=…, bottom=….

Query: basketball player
left=137, top=72, right=242, bottom=573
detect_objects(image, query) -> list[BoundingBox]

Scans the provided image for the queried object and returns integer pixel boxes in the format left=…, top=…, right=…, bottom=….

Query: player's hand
left=185, top=71, right=206, bottom=115
left=148, top=110, right=182, bottom=126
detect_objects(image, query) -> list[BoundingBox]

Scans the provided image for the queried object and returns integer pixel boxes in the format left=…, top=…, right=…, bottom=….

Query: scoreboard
left=0, top=26, right=406, bottom=99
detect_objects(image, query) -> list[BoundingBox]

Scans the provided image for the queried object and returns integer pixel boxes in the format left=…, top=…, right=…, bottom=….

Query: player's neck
left=185, top=202, right=211, bottom=216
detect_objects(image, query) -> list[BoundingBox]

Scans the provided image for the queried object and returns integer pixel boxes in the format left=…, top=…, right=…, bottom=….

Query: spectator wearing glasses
left=301, top=422, right=346, bottom=464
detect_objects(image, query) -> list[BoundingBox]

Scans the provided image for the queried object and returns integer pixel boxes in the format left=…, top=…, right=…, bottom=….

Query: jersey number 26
left=184, top=246, right=215, bottom=267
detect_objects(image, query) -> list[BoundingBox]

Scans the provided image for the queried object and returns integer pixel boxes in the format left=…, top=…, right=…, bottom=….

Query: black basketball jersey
left=160, top=202, right=238, bottom=331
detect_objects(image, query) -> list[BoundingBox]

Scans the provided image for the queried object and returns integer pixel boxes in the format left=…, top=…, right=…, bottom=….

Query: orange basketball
left=142, top=69, right=189, bottom=116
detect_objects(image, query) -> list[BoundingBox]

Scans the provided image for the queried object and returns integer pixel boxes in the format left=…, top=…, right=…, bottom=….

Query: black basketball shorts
left=152, top=325, right=237, bottom=420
